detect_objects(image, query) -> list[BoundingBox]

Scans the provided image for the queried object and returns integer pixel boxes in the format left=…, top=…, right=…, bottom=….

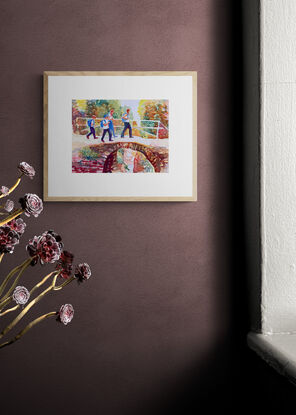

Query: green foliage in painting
left=85, top=100, right=97, bottom=117
left=72, top=99, right=82, bottom=132
left=138, top=100, right=169, bottom=128
left=79, top=147, right=98, bottom=161
left=83, top=100, right=133, bottom=120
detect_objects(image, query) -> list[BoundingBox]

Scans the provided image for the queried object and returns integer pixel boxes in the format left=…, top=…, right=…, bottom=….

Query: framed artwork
left=44, top=71, right=197, bottom=201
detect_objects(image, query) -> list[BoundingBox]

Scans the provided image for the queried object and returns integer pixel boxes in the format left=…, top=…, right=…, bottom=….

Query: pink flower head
left=26, top=230, right=63, bottom=265
left=7, top=218, right=26, bottom=235
left=0, top=226, right=20, bottom=254
left=18, top=162, right=35, bottom=179
left=56, top=250, right=74, bottom=279
left=13, top=286, right=30, bottom=305
left=19, top=193, right=43, bottom=218
left=0, top=186, right=9, bottom=196
left=59, top=304, right=74, bottom=325
left=4, top=199, right=14, bottom=212
left=74, top=263, right=91, bottom=282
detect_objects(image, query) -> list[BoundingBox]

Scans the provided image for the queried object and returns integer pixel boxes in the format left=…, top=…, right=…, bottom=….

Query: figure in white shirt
left=121, top=108, right=133, bottom=138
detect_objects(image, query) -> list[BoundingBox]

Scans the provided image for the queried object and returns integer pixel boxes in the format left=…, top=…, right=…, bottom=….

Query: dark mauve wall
left=0, top=1, right=233, bottom=413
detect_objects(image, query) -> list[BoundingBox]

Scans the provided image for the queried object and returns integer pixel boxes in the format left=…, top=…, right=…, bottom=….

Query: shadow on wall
left=132, top=1, right=243, bottom=413
left=136, top=341, right=233, bottom=414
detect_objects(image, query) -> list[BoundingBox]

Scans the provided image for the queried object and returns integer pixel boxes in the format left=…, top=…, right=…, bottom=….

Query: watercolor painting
left=72, top=99, right=169, bottom=173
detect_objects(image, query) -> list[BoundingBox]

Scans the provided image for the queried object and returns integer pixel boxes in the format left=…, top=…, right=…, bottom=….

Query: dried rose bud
left=7, top=218, right=26, bottom=235
left=0, top=226, right=20, bottom=254
left=74, top=263, right=91, bottom=282
left=56, top=250, right=74, bottom=279
left=0, top=186, right=9, bottom=196
left=26, top=230, right=62, bottom=265
left=13, top=286, right=30, bottom=305
left=18, top=162, right=35, bottom=179
left=59, top=304, right=74, bottom=325
left=4, top=199, right=14, bottom=212
left=19, top=193, right=43, bottom=218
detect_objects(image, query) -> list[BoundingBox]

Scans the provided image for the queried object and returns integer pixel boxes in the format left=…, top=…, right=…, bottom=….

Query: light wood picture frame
left=44, top=71, right=197, bottom=202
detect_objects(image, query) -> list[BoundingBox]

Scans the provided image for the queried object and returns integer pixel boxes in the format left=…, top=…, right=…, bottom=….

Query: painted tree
left=138, top=100, right=168, bottom=127
left=137, top=100, right=168, bottom=137
left=94, top=100, right=132, bottom=119
left=72, top=99, right=83, bottom=133
left=85, top=100, right=97, bottom=117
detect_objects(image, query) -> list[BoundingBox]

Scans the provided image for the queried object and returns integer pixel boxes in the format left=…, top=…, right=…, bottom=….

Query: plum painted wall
left=0, top=1, right=233, bottom=413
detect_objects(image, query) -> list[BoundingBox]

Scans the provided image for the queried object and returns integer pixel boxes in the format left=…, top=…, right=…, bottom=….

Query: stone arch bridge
left=80, top=141, right=168, bottom=173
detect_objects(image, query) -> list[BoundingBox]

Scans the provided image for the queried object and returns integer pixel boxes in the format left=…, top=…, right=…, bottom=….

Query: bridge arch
left=103, top=145, right=159, bottom=173
left=89, top=141, right=163, bottom=173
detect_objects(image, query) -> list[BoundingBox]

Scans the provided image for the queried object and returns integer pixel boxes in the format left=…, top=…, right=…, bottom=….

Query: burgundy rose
left=0, top=226, right=20, bottom=254
left=18, top=161, right=35, bottom=179
left=26, top=230, right=62, bottom=265
left=13, top=286, right=30, bottom=305
left=0, top=186, right=9, bottom=196
left=26, top=235, right=39, bottom=263
left=4, top=199, right=14, bottom=212
left=58, top=304, right=74, bottom=325
left=7, top=218, right=26, bottom=235
left=74, top=263, right=91, bottom=282
left=19, top=193, right=43, bottom=218
left=56, top=250, right=74, bottom=279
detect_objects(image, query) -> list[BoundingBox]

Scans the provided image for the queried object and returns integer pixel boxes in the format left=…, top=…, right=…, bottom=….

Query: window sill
left=248, top=332, right=296, bottom=384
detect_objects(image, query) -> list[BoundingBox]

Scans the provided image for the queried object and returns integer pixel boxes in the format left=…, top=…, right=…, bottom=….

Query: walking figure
left=108, top=109, right=117, bottom=138
left=86, top=115, right=97, bottom=139
left=101, top=114, right=113, bottom=142
left=121, top=108, right=133, bottom=138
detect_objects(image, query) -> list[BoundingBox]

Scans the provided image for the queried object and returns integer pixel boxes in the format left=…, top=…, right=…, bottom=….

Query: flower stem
left=0, top=304, right=18, bottom=317
left=0, top=208, right=23, bottom=227
left=0, top=271, right=56, bottom=315
left=53, top=276, right=75, bottom=291
left=0, top=259, right=32, bottom=302
left=0, top=254, right=4, bottom=264
left=0, top=177, right=22, bottom=200
left=0, top=258, right=30, bottom=297
left=29, top=271, right=56, bottom=297
left=0, top=261, right=31, bottom=303
left=0, top=311, right=57, bottom=349
left=0, top=296, right=12, bottom=311
left=0, top=273, right=59, bottom=339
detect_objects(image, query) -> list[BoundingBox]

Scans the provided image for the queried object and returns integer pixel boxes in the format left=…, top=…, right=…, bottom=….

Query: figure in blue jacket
left=86, top=115, right=97, bottom=139
left=108, top=109, right=117, bottom=138
left=101, top=115, right=113, bottom=142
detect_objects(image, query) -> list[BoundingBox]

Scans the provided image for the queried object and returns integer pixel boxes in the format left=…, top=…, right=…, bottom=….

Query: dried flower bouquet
left=0, top=162, right=91, bottom=348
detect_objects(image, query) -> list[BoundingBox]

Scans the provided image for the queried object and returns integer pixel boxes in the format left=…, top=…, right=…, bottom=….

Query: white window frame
left=246, top=0, right=296, bottom=381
